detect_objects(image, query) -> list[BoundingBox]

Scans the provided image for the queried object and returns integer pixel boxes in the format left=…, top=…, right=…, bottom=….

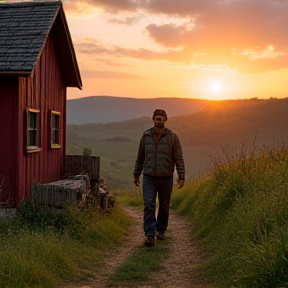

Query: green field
left=66, top=98, right=288, bottom=189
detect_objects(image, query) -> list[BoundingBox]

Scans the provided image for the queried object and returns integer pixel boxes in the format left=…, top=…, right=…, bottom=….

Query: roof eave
left=57, top=5, right=82, bottom=90
left=0, top=71, right=31, bottom=77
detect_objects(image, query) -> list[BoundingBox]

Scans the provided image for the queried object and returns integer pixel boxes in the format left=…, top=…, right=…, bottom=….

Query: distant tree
left=83, top=147, right=92, bottom=157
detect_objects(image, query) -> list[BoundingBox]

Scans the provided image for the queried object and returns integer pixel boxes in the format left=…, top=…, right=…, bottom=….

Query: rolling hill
left=66, top=97, right=288, bottom=188
left=67, top=96, right=210, bottom=124
left=168, top=98, right=288, bottom=146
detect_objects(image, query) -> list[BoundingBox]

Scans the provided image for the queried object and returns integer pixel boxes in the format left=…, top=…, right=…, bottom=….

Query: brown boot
left=144, top=235, right=155, bottom=247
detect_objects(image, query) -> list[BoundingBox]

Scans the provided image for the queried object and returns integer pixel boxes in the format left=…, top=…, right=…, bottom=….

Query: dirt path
left=66, top=206, right=213, bottom=288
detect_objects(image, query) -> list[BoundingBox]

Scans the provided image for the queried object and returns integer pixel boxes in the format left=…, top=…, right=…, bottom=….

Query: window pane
left=28, top=130, right=37, bottom=146
left=51, top=112, right=60, bottom=147
left=29, top=113, right=37, bottom=129
left=27, top=109, right=40, bottom=150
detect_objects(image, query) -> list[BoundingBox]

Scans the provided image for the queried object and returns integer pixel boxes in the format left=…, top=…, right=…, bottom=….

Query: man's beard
left=155, top=122, right=164, bottom=129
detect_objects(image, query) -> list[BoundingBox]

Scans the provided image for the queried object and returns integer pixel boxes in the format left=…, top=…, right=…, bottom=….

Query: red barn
left=0, top=1, right=82, bottom=206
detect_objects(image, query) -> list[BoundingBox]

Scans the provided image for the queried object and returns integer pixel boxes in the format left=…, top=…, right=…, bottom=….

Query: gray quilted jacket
left=133, top=127, right=185, bottom=180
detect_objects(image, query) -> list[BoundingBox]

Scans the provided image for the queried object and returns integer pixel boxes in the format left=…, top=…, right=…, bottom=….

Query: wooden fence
left=65, top=155, right=100, bottom=180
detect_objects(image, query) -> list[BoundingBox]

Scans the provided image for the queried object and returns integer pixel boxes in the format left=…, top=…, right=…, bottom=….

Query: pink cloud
left=81, top=69, right=143, bottom=78
left=143, top=0, right=288, bottom=73
left=67, top=0, right=288, bottom=73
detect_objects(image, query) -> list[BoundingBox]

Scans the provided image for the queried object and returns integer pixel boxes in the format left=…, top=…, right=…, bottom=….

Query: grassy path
left=64, top=206, right=214, bottom=288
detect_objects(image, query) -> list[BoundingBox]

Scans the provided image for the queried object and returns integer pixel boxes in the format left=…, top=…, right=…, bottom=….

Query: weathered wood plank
left=33, top=175, right=89, bottom=207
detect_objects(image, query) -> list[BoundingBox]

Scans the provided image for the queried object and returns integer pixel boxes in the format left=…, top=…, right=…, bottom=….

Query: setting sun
left=210, top=82, right=222, bottom=93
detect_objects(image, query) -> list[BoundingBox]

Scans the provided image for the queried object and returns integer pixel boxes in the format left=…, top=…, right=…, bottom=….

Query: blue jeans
left=142, top=174, right=173, bottom=236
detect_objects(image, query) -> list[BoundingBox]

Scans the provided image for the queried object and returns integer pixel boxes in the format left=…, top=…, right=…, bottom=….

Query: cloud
left=147, top=0, right=288, bottom=49
left=94, top=58, right=133, bottom=67
left=75, top=34, right=288, bottom=75
left=63, top=0, right=141, bottom=13
left=81, top=69, right=144, bottom=78
left=143, top=0, right=288, bottom=73
left=66, top=0, right=288, bottom=74
left=74, top=37, right=169, bottom=60
left=106, top=11, right=144, bottom=25
left=63, top=0, right=102, bottom=16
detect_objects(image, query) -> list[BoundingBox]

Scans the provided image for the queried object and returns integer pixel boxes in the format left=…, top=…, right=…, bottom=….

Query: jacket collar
left=144, top=127, right=172, bottom=136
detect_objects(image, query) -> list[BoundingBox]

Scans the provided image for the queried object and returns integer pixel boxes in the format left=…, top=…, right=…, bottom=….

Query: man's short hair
left=152, top=109, right=168, bottom=120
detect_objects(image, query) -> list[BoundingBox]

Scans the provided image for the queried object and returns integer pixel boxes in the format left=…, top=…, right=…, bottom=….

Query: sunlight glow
left=210, top=82, right=222, bottom=93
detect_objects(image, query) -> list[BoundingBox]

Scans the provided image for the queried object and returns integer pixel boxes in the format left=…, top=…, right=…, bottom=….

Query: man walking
left=133, top=109, right=185, bottom=247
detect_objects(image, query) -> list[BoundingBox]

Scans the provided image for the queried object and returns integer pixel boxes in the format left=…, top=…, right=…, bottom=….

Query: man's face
left=153, top=116, right=166, bottom=128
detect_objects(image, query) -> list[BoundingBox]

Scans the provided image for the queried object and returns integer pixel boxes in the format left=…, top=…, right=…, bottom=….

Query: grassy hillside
left=171, top=142, right=288, bottom=287
left=169, top=98, right=288, bottom=146
left=0, top=204, right=132, bottom=288
left=66, top=98, right=288, bottom=188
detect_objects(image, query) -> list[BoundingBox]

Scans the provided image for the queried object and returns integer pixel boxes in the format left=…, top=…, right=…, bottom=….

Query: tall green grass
left=171, top=142, right=288, bottom=287
left=0, top=203, right=132, bottom=288
left=114, top=188, right=144, bottom=209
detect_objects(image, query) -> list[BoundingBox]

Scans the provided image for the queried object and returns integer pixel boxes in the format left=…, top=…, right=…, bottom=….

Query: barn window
left=27, top=108, right=41, bottom=152
left=51, top=111, right=61, bottom=148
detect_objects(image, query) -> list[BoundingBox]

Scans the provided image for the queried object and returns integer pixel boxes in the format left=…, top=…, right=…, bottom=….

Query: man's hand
left=134, top=177, right=140, bottom=187
left=178, top=179, right=184, bottom=189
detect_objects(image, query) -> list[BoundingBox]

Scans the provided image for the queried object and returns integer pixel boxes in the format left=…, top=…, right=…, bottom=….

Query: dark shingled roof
left=0, top=1, right=82, bottom=89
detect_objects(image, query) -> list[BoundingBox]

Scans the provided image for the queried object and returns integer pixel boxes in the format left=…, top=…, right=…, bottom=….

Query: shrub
left=15, top=199, right=54, bottom=231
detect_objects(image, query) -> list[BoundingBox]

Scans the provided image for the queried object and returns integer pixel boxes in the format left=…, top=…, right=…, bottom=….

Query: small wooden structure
left=0, top=1, right=82, bottom=206
left=32, top=175, right=89, bottom=209
left=31, top=156, right=100, bottom=208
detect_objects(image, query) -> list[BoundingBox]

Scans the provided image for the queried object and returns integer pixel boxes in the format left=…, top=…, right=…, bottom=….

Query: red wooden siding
left=0, top=78, right=19, bottom=205
left=15, top=34, right=67, bottom=204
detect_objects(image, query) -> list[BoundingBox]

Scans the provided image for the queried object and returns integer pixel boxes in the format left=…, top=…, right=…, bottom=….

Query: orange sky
left=60, top=0, right=288, bottom=100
